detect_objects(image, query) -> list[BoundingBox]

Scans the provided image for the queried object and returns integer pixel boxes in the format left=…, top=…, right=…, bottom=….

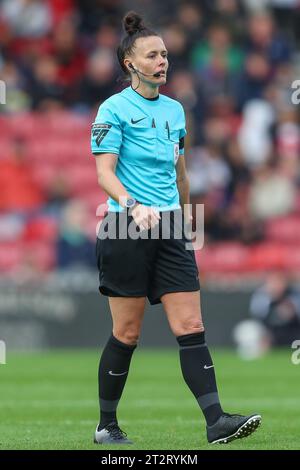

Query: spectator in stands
left=56, top=199, right=95, bottom=268
left=0, top=60, right=30, bottom=112
left=46, top=174, right=71, bottom=215
left=77, top=0, right=122, bottom=34
left=168, top=70, right=207, bottom=145
left=191, top=22, right=244, bottom=100
left=188, top=140, right=231, bottom=199
left=44, top=18, right=86, bottom=93
left=78, top=48, right=118, bottom=109
left=176, top=2, right=204, bottom=50
left=94, top=24, right=119, bottom=50
left=249, top=161, right=296, bottom=220
left=274, top=106, right=300, bottom=180
left=191, top=22, right=244, bottom=75
left=0, top=0, right=52, bottom=39
left=29, top=55, right=65, bottom=110
left=205, top=138, right=263, bottom=243
left=161, top=23, right=189, bottom=72
left=269, top=0, right=300, bottom=38
left=213, top=0, right=246, bottom=38
left=246, top=11, right=292, bottom=66
left=0, top=137, right=45, bottom=212
left=233, top=272, right=300, bottom=358
left=233, top=53, right=273, bottom=110
left=237, top=98, right=275, bottom=167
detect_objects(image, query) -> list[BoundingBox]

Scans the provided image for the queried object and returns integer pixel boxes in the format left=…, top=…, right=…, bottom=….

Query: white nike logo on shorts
left=204, top=365, right=214, bottom=369
left=108, top=370, right=128, bottom=376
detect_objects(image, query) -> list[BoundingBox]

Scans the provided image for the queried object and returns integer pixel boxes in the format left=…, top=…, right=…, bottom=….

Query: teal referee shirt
left=91, top=86, right=186, bottom=212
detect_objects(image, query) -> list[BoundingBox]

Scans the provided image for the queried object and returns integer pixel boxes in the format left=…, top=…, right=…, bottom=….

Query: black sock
left=176, top=331, right=223, bottom=426
left=98, top=334, right=137, bottom=429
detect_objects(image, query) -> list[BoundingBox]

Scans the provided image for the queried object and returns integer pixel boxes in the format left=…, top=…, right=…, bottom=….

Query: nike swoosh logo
left=204, top=365, right=214, bottom=370
left=131, top=117, right=146, bottom=124
left=108, top=370, right=128, bottom=376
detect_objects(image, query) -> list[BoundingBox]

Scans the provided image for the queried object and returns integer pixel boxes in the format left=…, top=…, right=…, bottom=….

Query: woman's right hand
left=131, top=204, right=161, bottom=231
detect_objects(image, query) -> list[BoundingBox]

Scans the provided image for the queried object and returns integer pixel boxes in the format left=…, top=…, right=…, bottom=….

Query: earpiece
left=129, top=63, right=135, bottom=71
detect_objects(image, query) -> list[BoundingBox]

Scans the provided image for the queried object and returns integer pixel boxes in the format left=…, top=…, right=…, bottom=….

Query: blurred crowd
left=0, top=0, right=300, bottom=273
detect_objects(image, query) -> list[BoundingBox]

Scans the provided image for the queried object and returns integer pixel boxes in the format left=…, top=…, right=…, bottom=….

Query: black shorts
left=95, top=209, right=200, bottom=305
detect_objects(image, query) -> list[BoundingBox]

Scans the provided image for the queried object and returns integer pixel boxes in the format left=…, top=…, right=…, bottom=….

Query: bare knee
left=109, top=298, right=145, bottom=346
left=170, top=317, right=204, bottom=337
left=113, top=323, right=141, bottom=346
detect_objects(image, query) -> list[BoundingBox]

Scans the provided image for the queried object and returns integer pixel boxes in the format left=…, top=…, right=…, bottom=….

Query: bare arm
left=94, top=153, right=160, bottom=230
left=94, top=153, right=131, bottom=208
left=176, top=155, right=192, bottom=224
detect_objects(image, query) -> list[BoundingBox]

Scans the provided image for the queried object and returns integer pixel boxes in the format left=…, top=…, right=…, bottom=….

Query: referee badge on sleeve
left=174, top=143, right=179, bottom=164
left=92, top=123, right=111, bottom=147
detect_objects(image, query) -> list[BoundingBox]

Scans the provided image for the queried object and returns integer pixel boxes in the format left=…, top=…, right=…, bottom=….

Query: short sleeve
left=91, top=102, right=122, bottom=155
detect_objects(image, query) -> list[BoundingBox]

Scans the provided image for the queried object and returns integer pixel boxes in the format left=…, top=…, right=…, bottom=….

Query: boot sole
left=94, top=436, right=133, bottom=445
left=211, top=414, right=262, bottom=444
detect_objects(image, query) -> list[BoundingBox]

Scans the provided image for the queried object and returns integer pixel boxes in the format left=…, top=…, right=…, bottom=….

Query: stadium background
left=0, top=0, right=300, bottom=451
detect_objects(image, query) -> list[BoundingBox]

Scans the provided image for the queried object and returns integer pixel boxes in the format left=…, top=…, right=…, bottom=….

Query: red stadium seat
left=23, top=217, right=59, bottom=242
left=248, top=243, right=286, bottom=271
left=37, top=111, right=91, bottom=138
left=196, top=242, right=251, bottom=274
left=6, top=113, right=38, bottom=139
left=0, top=117, right=11, bottom=137
left=265, top=216, right=300, bottom=243
left=0, top=241, right=23, bottom=271
left=0, top=139, right=14, bottom=161
left=0, top=239, right=56, bottom=272
left=282, top=245, right=300, bottom=272
left=81, top=189, right=108, bottom=214
left=66, top=165, right=98, bottom=196
left=27, top=137, right=91, bottom=165
left=31, top=164, right=58, bottom=190
left=195, top=241, right=300, bottom=275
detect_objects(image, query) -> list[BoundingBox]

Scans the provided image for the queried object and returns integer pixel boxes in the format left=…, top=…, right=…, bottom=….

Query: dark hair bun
left=123, top=11, right=145, bottom=35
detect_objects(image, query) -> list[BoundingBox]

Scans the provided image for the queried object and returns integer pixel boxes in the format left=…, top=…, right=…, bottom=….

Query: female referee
left=91, top=11, right=261, bottom=445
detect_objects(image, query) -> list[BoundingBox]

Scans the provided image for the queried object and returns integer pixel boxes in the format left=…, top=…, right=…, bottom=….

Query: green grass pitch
left=0, top=348, right=299, bottom=450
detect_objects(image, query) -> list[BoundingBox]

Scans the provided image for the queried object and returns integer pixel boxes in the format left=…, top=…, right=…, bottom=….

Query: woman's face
left=127, top=35, right=168, bottom=86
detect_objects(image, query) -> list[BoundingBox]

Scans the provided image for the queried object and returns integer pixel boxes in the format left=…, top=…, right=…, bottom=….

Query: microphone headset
left=129, top=63, right=162, bottom=78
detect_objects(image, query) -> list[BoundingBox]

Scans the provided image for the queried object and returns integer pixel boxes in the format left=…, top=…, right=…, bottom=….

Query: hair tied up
left=123, top=11, right=145, bottom=36
left=117, top=11, right=158, bottom=78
